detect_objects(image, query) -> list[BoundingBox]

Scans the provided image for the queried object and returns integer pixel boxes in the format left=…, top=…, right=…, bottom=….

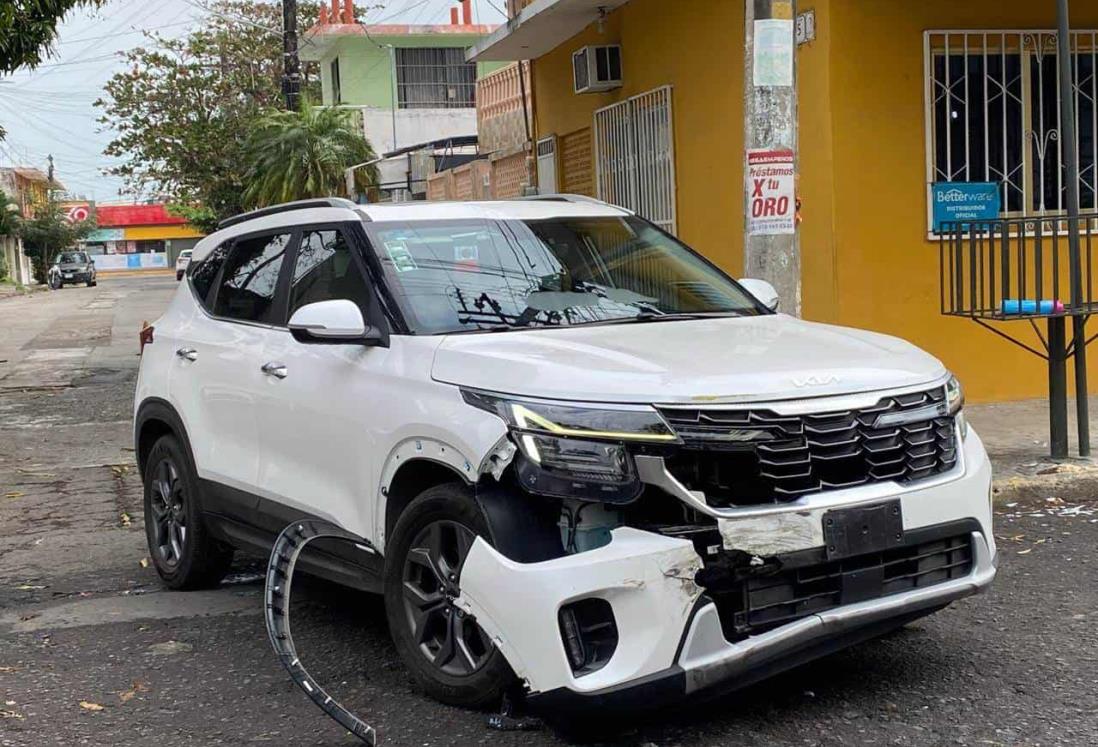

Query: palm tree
left=242, top=106, right=379, bottom=208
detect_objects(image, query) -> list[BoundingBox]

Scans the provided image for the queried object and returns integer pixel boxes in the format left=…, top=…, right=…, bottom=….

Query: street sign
left=932, top=182, right=1000, bottom=232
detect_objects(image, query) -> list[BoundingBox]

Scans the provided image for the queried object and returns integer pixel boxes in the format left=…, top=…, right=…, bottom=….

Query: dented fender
left=454, top=527, right=704, bottom=696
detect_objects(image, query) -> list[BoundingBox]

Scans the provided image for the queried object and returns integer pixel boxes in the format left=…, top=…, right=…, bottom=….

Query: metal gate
left=593, top=85, right=677, bottom=234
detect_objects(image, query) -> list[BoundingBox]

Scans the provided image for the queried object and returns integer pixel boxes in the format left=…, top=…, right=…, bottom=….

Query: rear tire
left=384, top=483, right=515, bottom=709
left=142, top=434, right=232, bottom=590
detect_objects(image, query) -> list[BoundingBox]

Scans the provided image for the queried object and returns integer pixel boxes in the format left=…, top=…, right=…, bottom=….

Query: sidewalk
left=0, top=280, right=46, bottom=301
left=968, top=395, right=1098, bottom=503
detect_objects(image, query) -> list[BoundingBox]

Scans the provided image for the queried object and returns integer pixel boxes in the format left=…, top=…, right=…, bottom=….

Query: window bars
left=593, top=86, right=677, bottom=235
left=395, top=47, right=476, bottom=109
left=924, top=30, right=1098, bottom=233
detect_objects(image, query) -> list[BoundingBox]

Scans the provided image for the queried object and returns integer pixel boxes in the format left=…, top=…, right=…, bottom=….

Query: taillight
left=139, top=322, right=154, bottom=355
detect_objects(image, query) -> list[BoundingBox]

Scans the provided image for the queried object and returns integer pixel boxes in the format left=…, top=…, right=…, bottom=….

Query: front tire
left=142, top=434, right=232, bottom=590
left=384, top=483, right=514, bottom=709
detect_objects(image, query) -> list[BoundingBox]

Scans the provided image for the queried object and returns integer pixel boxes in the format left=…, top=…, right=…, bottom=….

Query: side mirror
left=738, top=278, right=780, bottom=312
left=288, top=299, right=384, bottom=346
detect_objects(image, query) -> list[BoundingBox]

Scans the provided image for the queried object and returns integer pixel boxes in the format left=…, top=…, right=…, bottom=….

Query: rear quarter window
left=190, top=242, right=231, bottom=310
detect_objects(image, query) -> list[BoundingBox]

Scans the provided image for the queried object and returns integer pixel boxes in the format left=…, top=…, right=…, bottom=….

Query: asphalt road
left=1, top=274, right=1096, bottom=747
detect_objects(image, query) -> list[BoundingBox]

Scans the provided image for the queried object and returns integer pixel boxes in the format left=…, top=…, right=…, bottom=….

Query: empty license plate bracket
left=823, top=500, right=904, bottom=560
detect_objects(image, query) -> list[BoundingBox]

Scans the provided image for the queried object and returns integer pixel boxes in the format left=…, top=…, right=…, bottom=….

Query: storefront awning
left=467, top=0, right=629, bottom=61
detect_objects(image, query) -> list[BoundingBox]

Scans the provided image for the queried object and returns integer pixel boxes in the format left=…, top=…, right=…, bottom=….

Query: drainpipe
left=1055, top=0, right=1090, bottom=457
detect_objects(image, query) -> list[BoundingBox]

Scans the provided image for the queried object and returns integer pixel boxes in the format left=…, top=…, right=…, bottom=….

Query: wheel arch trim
left=375, top=438, right=476, bottom=552
left=134, top=397, right=198, bottom=481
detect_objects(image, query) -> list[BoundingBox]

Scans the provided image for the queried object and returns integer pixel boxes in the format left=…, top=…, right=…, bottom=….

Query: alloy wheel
left=149, top=457, right=187, bottom=567
left=401, top=520, right=493, bottom=677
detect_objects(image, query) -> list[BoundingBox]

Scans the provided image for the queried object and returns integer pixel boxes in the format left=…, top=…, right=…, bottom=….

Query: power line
left=57, top=20, right=195, bottom=44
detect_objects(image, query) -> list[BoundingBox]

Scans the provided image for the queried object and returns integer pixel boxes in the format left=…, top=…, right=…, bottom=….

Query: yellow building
left=471, top=0, right=1098, bottom=403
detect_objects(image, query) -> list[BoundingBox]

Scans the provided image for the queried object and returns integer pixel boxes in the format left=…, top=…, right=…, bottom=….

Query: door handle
left=261, top=361, right=288, bottom=379
left=175, top=347, right=198, bottom=362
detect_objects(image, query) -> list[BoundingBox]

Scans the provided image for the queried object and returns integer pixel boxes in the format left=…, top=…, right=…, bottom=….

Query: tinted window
left=190, top=242, right=230, bottom=309
left=214, top=233, right=292, bottom=323
left=289, top=230, right=371, bottom=317
left=58, top=251, right=87, bottom=263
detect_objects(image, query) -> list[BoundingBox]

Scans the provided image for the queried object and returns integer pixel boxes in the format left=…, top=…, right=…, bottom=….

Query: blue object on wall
left=932, top=182, right=1001, bottom=232
left=126, top=254, right=141, bottom=268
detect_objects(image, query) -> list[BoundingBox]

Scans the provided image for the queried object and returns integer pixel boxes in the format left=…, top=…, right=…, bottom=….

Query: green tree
left=0, top=1, right=104, bottom=74
left=20, top=199, right=95, bottom=284
left=96, top=1, right=318, bottom=226
left=242, top=106, right=378, bottom=208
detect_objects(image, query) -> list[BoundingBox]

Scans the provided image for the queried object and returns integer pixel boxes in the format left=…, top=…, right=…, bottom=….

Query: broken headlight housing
left=462, top=389, right=678, bottom=503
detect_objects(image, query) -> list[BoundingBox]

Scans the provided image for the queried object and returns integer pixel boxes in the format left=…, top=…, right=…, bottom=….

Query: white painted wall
left=359, top=106, right=478, bottom=155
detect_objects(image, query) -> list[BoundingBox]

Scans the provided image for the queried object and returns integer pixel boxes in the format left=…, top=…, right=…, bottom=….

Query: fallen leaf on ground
left=1017, top=548, right=1033, bottom=555
left=0, top=667, right=17, bottom=673
left=139, top=557, right=149, bottom=568
left=15, top=584, right=45, bottom=591
left=79, top=701, right=104, bottom=712
left=0, top=710, right=23, bottom=720
left=119, top=512, right=132, bottom=527
left=118, top=680, right=148, bottom=703
left=4, top=491, right=23, bottom=499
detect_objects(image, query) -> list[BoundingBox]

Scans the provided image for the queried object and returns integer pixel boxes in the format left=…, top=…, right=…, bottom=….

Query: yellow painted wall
left=532, top=0, right=746, bottom=274
left=822, top=0, right=1098, bottom=401
left=123, top=225, right=205, bottom=241
left=531, top=0, right=1098, bottom=402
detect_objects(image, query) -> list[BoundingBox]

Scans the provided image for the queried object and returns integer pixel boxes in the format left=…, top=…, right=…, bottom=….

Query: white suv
left=134, top=197, right=996, bottom=712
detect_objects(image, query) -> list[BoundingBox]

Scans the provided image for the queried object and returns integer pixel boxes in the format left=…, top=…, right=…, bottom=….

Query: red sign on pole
left=746, top=149, right=796, bottom=236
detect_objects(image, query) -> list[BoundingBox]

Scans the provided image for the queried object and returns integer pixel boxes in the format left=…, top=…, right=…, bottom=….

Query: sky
left=0, top=0, right=505, bottom=203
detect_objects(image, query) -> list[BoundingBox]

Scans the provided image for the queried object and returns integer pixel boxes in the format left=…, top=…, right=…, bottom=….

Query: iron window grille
left=330, top=57, right=342, bottom=105
left=924, top=30, right=1098, bottom=236
left=593, top=85, right=678, bottom=235
left=395, top=47, right=476, bottom=109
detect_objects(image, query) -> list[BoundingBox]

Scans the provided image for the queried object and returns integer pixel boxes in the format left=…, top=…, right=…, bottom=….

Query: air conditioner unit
left=572, top=45, right=622, bottom=94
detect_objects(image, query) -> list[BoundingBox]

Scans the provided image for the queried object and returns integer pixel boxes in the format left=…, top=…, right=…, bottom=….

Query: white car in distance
left=134, top=197, right=996, bottom=714
left=175, top=249, right=192, bottom=281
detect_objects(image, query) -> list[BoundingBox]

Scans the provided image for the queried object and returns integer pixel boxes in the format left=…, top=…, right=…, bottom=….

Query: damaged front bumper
left=455, top=428, right=997, bottom=710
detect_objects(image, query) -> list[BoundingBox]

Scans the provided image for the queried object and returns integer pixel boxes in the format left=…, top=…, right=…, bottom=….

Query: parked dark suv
left=53, top=251, right=97, bottom=287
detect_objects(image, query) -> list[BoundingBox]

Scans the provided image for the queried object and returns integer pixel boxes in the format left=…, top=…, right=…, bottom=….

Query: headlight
left=462, top=390, right=677, bottom=503
left=946, top=375, right=964, bottom=414
left=946, top=374, right=968, bottom=439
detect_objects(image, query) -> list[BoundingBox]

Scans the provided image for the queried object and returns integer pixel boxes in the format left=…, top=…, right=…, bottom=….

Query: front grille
left=659, top=387, right=957, bottom=507
left=706, top=532, right=973, bottom=642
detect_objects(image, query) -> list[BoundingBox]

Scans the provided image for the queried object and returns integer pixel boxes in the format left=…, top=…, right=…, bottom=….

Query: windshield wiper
left=577, top=311, right=752, bottom=327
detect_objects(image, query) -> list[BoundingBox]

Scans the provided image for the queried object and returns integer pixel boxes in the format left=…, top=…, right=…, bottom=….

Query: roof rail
left=518, top=193, right=633, bottom=213
left=217, top=198, right=362, bottom=230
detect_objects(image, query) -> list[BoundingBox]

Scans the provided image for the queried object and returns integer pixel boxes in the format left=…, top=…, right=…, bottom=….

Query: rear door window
left=214, top=233, right=293, bottom=324
left=289, top=229, right=372, bottom=319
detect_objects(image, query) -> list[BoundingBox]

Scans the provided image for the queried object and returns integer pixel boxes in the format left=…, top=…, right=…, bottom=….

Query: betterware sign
left=747, top=149, right=796, bottom=236
left=932, top=182, right=1000, bottom=232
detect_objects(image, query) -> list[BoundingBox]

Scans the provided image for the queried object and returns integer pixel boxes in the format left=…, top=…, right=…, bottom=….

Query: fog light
left=558, top=598, right=618, bottom=676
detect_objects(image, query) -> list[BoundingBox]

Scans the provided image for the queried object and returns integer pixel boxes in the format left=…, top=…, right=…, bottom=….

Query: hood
left=431, top=315, right=947, bottom=404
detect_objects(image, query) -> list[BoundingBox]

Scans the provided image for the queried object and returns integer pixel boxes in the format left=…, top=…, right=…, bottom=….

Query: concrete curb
left=992, top=464, right=1098, bottom=505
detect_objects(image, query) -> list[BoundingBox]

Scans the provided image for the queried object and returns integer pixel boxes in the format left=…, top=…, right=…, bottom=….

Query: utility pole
left=743, top=0, right=799, bottom=315
left=282, top=0, right=301, bottom=111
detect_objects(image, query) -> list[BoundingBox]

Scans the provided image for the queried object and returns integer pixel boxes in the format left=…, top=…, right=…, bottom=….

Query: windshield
left=368, top=216, right=764, bottom=334
left=57, top=252, right=87, bottom=264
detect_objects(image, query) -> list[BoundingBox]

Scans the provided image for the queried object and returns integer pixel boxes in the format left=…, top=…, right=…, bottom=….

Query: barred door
left=593, top=85, right=677, bottom=234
